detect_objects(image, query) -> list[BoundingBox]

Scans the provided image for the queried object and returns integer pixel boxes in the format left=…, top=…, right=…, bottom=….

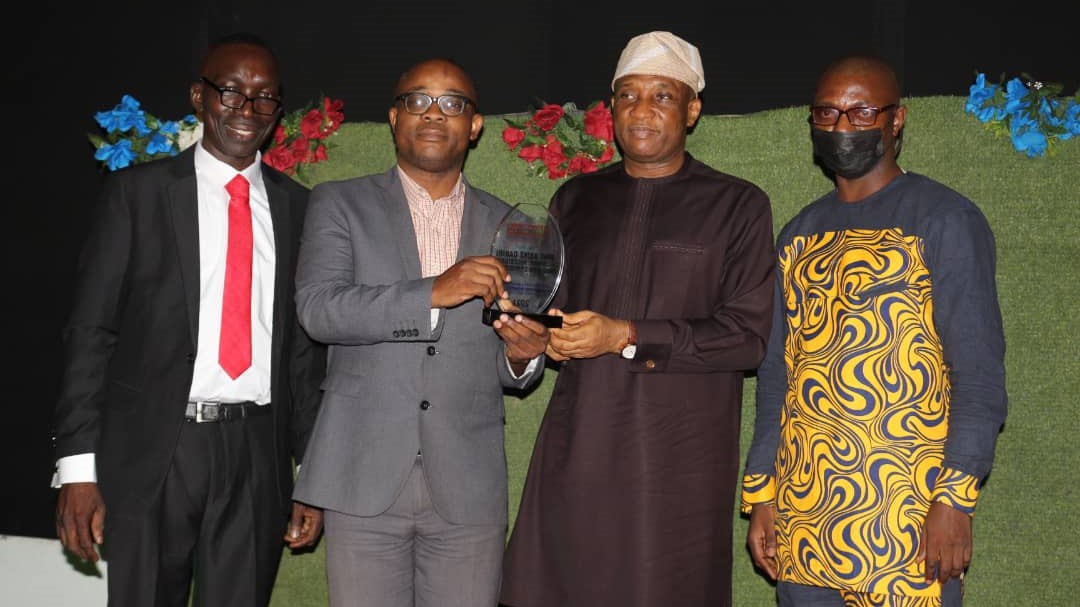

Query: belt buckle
left=194, top=402, right=220, bottom=423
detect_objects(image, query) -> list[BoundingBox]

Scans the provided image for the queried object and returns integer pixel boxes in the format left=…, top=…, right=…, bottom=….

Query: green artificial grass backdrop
left=270, top=96, right=1080, bottom=606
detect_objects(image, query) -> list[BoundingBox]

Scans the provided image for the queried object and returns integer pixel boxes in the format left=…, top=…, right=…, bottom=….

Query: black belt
left=185, top=401, right=269, bottom=423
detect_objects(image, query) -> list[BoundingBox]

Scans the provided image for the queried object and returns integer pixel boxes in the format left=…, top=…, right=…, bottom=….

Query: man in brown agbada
left=499, top=31, right=775, bottom=607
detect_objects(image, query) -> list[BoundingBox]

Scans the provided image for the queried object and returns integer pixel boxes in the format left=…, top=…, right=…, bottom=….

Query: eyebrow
left=401, top=87, right=471, bottom=96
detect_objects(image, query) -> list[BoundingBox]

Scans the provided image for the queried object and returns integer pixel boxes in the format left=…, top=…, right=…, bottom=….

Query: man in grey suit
left=292, top=58, right=549, bottom=607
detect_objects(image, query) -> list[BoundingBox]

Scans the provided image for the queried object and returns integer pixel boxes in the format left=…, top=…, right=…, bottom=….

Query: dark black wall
left=6, top=0, right=1077, bottom=538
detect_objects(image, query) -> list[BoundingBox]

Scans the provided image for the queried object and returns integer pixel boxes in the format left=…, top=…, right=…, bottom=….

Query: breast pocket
left=642, top=241, right=706, bottom=312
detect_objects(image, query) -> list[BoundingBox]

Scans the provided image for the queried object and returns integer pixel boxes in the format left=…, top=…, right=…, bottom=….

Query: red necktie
left=220, top=174, right=252, bottom=379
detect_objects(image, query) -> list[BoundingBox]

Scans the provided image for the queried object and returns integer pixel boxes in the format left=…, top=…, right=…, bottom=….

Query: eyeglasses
left=808, top=104, right=897, bottom=127
left=395, top=92, right=474, bottom=117
left=201, top=77, right=282, bottom=116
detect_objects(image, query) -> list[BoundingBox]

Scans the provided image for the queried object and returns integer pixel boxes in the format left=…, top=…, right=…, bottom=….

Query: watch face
left=621, top=344, right=637, bottom=359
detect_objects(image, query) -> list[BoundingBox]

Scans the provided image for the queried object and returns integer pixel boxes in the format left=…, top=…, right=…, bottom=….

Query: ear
left=388, top=106, right=398, bottom=135
left=469, top=112, right=484, bottom=141
left=190, top=81, right=204, bottom=114
left=686, top=96, right=703, bottom=128
left=892, top=104, right=906, bottom=137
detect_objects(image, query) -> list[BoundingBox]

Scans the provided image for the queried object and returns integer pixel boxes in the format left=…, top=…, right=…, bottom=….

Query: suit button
left=645, top=359, right=656, bottom=369
left=186, top=353, right=195, bottom=363
left=420, top=400, right=431, bottom=410
left=427, top=346, right=437, bottom=356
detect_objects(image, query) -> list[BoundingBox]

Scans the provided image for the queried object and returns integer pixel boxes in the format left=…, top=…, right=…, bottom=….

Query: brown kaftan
left=500, top=155, right=776, bottom=607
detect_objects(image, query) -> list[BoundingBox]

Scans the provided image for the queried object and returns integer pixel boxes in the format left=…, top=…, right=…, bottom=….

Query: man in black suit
left=52, top=33, right=326, bottom=607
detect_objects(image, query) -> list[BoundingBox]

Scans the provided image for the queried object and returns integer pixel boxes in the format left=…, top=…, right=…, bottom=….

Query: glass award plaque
left=481, top=202, right=565, bottom=328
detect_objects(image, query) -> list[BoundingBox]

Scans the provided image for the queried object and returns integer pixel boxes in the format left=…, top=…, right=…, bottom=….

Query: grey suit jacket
left=293, top=167, right=542, bottom=525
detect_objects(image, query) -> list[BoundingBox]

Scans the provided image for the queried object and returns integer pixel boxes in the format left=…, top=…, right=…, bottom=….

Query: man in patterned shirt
left=741, top=55, right=1007, bottom=607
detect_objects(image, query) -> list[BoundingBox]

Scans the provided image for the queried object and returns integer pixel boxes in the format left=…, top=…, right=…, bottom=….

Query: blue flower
left=89, top=97, right=203, bottom=171
left=1060, top=102, right=1080, bottom=140
left=1003, top=77, right=1030, bottom=115
left=145, top=132, right=175, bottom=155
left=158, top=120, right=181, bottom=136
left=966, top=71, right=1077, bottom=158
left=94, top=94, right=153, bottom=135
left=94, top=139, right=136, bottom=171
left=1011, top=128, right=1048, bottom=158
left=965, top=73, right=998, bottom=118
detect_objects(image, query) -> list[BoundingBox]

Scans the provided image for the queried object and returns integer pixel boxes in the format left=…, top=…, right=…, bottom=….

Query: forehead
left=203, top=43, right=279, bottom=85
left=396, top=61, right=475, bottom=98
left=814, top=68, right=894, bottom=106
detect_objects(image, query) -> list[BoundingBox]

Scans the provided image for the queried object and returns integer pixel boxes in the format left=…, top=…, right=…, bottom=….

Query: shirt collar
left=194, top=141, right=266, bottom=191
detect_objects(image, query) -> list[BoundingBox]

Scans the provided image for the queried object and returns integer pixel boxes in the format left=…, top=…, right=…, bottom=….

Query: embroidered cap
left=611, top=31, right=706, bottom=93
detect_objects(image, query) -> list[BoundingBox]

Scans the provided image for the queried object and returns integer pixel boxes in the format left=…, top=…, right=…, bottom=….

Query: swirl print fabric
left=772, top=227, right=959, bottom=598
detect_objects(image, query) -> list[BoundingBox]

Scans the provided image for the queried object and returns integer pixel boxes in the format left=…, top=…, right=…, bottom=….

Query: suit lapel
left=381, top=169, right=422, bottom=279
left=166, top=156, right=200, bottom=347
left=263, top=169, right=293, bottom=395
left=459, top=184, right=496, bottom=260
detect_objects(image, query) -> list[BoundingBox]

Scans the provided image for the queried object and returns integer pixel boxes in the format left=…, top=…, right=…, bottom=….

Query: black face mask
left=811, top=128, right=885, bottom=179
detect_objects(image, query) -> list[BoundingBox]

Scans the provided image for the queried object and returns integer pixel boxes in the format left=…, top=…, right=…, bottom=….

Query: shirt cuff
left=740, top=473, right=777, bottom=515
left=506, top=354, right=540, bottom=379
left=53, top=453, right=96, bottom=487
left=930, top=466, right=981, bottom=515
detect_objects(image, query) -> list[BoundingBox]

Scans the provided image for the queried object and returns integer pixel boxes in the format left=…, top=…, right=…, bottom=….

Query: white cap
left=611, top=31, right=705, bottom=93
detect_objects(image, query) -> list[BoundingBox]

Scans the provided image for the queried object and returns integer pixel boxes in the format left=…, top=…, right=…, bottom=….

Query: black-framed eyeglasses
left=201, top=77, right=282, bottom=116
left=395, top=92, right=474, bottom=117
left=809, top=104, right=898, bottom=127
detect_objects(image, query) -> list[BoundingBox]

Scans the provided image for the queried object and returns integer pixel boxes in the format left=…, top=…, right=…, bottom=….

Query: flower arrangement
left=89, top=95, right=202, bottom=171
left=89, top=93, right=345, bottom=175
left=964, top=72, right=1080, bottom=158
left=262, top=95, right=345, bottom=177
left=502, top=100, right=616, bottom=179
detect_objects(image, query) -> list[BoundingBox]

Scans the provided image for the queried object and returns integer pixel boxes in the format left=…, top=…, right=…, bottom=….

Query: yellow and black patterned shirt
left=742, top=172, right=1007, bottom=597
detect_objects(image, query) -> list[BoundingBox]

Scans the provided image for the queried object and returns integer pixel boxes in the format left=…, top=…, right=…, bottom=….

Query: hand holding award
left=481, top=202, right=565, bottom=329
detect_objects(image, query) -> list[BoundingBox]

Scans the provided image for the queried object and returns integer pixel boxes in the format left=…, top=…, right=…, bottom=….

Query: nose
left=627, top=98, right=653, bottom=118
left=422, top=101, right=446, bottom=121
left=832, top=111, right=859, bottom=132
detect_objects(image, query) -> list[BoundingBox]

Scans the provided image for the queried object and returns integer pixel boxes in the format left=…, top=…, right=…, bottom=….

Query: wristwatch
left=620, top=320, right=637, bottom=360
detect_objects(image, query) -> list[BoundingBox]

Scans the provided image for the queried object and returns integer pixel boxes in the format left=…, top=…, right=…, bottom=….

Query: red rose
left=598, top=144, right=615, bottom=163
left=532, top=104, right=564, bottom=132
left=568, top=155, right=598, bottom=175
left=584, top=101, right=614, bottom=142
left=301, top=109, right=324, bottom=139
left=546, top=163, right=567, bottom=179
left=312, top=143, right=328, bottom=162
left=541, top=136, right=567, bottom=178
left=290, top=136, right=312, bottom=162
left=264, top=145, right=297, bottom=174
left=272, top=125, right=288, bottom=145
left=502, top=127, right=526, bottom=150
left=518, top=144, right=544, bottom=162
left=321, top=97, right=345, bottom=133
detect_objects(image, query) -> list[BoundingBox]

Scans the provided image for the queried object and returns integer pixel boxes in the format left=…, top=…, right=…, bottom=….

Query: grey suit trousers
left=323, top=455, right=505, bottom=607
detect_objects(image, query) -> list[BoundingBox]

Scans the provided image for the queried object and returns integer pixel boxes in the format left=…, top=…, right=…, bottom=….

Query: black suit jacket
left=53, top=146, right=325, bottom=516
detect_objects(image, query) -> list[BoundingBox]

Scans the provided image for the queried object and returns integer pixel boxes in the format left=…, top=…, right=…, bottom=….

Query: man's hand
left=284, top=501, right=323, bottom=549
left=56, top=482, right=105, bottom=562
left=747, top=502, right=779, bottom=580
left=918, top=500, right=972, bottom=583
left=431, top=256, right=509, bottom=309
left=492, top=305, right=550, bottom=375
left=547, top=309, right=627, bottom=360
